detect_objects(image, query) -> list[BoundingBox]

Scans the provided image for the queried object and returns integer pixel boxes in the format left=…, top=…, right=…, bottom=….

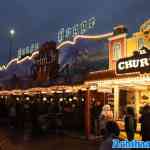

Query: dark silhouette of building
left=35, top=41, right=59, bottom=82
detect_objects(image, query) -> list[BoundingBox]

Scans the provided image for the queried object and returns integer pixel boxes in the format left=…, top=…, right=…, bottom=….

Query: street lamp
left=10, top=29, right=15, bottom=36
left=9, top=29, right=15, bottom=62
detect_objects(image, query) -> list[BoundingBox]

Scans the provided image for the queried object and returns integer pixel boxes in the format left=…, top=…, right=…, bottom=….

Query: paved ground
left=0, top=126, right=141, bottom=150
left=0, top=128, right=99, bottom=150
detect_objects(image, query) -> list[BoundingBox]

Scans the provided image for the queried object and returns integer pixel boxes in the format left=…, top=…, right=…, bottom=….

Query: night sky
left=0, top=0, right=149, bottom=64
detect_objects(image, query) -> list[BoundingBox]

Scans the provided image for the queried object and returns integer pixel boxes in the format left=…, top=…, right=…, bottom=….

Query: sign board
left=116, top=47, right=150, bottom=74
left=57, top=17, right=96, bottom=43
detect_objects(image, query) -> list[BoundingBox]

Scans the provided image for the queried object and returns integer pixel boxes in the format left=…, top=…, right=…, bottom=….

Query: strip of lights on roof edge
left=0, top=32, right=113, bottom=71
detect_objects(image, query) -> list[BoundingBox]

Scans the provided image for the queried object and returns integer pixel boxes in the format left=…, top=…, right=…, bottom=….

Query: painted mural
left=58, top=37, right=109, bottom=83
left=0, top=35, right=110, bottom=88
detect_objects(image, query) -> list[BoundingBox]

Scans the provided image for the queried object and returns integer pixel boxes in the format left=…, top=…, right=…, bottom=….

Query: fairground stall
left=0, top=19, right=149, bottom=139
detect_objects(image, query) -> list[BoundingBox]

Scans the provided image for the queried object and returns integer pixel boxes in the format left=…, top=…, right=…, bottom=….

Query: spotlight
left=26, top=97, right=30, bottom=101
left=43, top=97, right=47, bottom=101
left=16, top=97, right=20, bottom=101
left=69, top=98, right=72, bottom=102
left=59, top=98, right=63, bottom=102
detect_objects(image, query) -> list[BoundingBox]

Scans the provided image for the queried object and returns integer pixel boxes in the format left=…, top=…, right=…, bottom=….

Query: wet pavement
left=0, top=128, right=99, bottom=150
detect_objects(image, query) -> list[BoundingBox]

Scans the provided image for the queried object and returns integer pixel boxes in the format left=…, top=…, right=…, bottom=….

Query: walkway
left=0, top=128, right=99, bottom=150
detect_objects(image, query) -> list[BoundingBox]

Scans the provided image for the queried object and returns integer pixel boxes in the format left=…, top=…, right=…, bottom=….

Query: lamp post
left=9, top=29, right=15, bottom=62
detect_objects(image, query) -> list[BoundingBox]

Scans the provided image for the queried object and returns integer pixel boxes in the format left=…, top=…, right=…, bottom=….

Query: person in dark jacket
left=124, top=106, right=137, bottom=140
left=92, top=101, right=102, bottom=136
left=99, top=121, right=121, bottom=150
left=139, top=104, right=150, bottom=141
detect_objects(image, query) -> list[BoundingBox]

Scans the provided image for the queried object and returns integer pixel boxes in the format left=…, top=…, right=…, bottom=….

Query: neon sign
left=0, top=64, right=6, bottom=71
left=57, top=17, right=96, bottom=43
left=18, top=43, right=39, bottom=59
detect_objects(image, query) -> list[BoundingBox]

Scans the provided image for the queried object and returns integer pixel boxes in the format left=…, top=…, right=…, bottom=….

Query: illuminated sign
left=0, top=64, right=6, bottom=71
left=57, top=17, right=96, bottom=43
left=116, top=47, right=150, bottom=74
left=140, top=19, right=150, bottom=32
left=18, top=43, right=39, bottom=59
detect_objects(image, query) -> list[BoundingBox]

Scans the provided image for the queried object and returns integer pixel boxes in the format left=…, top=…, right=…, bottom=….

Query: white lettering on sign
left=132, top=60, right=139, bottom=68
left=57, top=17, right=96, bottom=43
left=18, top=43, right=39, bottom=59
left=117, top=58, right=150, bottom=71
left=117, top=47, right=150, bottom=74
left=140, top=58, right=149, bottom=67
left=0, top=64, right=6, bottom=71
left=139, top=49, right=147, bottom=55
left=118, top=62, right=125, bottom=70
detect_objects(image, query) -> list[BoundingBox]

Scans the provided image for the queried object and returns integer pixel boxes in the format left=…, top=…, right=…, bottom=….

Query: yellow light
left=66, top=89, right=72, bottom=93
left=57, top=91, right=63, bottom=93
left=41, top=91, right=47, bottom=94
left=90, top=84, right=97, bottom=90
left=69, top=98, right=72, bottom=102
left=59, top=98, right=63, bottom=102
left=43, top=97, right=47, bottom=101
left=81, top=98, right=84, bottom=102
left=26, top=97, right=30, bottom=101
left=73, top=97, right=77, bottom=100
left=16, top=97, right=20, bottom=101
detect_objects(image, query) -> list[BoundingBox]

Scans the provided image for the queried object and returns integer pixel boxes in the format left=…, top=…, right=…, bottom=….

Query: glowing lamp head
left=10, top=29, right=15, bottom=36
left=43, top=97, right=47, bottom=101
left=26, top=97, right=30, bottom=101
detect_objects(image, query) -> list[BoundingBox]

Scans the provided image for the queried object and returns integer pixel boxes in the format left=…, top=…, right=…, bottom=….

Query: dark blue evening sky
left=0, top=0, right=149, bottom=64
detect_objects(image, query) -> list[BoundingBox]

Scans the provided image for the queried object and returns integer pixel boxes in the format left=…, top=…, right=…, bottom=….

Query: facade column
left=85, top=88, right=91, bottom=139
left=113, top=86, right=120, bottom=120
left=134, top=90, right=140, bottom=117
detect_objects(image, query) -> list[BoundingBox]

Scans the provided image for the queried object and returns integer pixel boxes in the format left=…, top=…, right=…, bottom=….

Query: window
left=113, top=42, right=121, bottom=60
left=138, top=38, right=144, bottom=49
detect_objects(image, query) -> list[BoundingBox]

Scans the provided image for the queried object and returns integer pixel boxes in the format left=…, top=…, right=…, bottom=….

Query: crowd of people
left=0, top=95, right=85, bottom=135
left=0, top=95, right=150, bottom=150
left=92, top=101, right=150, bottom=149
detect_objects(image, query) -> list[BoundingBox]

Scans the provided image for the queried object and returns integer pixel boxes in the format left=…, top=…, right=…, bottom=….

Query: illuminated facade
left=109, top=20, right=150, bottom=69
left=0, top=19, right=149, bottom=139
left=86, top=19, right=150, bottom=120
left=127, top=19, right=150, bottom=57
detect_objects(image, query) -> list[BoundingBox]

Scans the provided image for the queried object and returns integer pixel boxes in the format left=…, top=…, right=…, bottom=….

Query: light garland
left=0, top=32, right=113, bottom=72
left=57, top=32, right=113, bottom=49
left=0, top=51, right=39, bottom=71
left=85, top=74, right=150, bottom=90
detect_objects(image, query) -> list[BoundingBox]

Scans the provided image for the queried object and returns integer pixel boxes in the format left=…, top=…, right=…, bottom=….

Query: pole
left=9, top=36, right=13, bottom=62
left=114, top=86, right=119, bottom=120
left=85, top=88, right=91, bottom=139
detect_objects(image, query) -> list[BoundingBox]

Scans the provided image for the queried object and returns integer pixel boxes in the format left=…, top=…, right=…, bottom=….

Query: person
left=124, top=106, right=137, bottom=140
left=100, top=104, right=113, bottom=120
left=9, top=102, right=16, bottom=129
left=139, top=104, right=150, bottom=141
left=99, top=104, right=113, bottom=137
left=92, top=101, right=102, bottom=136
left=99, top=121, right=121, bottom=150
left=30, top=100, right=39, bottom=135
